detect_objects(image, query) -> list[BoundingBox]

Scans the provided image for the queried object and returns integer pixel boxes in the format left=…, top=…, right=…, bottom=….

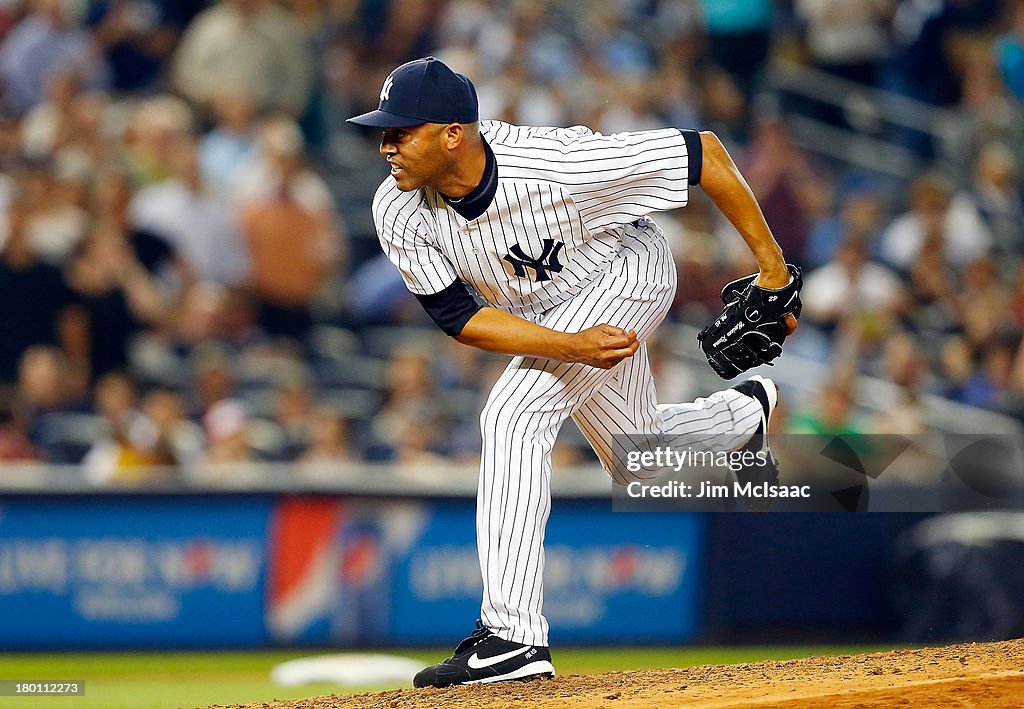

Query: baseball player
left=348, top=57, right=800, bottom=688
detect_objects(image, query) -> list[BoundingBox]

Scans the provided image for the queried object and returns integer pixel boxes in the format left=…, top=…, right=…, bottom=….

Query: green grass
left=0, top=645, right=894, bottom=709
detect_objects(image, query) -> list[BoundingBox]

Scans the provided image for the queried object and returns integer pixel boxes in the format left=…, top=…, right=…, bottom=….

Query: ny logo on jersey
left=380, top=74, right=394, bottom=102
left=503, top=239, right=565, bottom=282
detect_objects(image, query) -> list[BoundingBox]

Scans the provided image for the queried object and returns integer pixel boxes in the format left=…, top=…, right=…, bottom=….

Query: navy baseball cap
left=347, top=57, right=479, bottom=128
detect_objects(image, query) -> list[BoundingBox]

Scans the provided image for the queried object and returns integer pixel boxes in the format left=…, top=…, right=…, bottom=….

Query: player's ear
left=442, top=122, right=464, bottom=149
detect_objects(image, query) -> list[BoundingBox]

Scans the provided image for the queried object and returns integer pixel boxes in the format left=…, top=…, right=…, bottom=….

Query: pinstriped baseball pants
left=477, top=220, right=763, bottom=646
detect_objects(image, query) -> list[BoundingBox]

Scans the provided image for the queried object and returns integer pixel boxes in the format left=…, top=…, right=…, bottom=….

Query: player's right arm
left=456, top=306, right=638, bottom=369
left=374, top=181, right=638, bottom=368
left=414, top=277, right=639, bottom=368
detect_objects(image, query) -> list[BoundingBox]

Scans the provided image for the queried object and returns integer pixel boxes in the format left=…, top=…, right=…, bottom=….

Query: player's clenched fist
left=565, top=324, right=640, bottom=369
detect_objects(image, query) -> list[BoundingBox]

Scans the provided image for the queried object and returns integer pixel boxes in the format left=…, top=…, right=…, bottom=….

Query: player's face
left=379, top=124, right=450, bottom=191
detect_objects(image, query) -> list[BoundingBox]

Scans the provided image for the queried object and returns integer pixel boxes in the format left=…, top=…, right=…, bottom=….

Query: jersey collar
left=440, top=138, right=497, bottom=221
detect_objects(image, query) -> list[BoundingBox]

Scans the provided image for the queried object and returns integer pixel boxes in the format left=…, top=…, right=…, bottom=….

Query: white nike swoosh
left=466, top=646, right=532, bottom=669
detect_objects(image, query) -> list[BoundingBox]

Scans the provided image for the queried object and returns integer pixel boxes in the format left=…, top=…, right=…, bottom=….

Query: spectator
left=131, top=282, right=261, bottom=391
left=369, top=345, right=450, bottom=460
left=139, top=387, right=203, bottom=466
left=650, top=44, right=703, bottom=131
left=939, top=335, right=976, bottom=401
left=201, top=397, right=259, bottom=466
left=271, top=362, right=317, bottom=460
left=217, top=287, right=267, bottom=351
left=20, top=157, right=89, bottom=265
left=959, top=45, right=1021, bottom=156
left=878, top=332, right=933, bottom=395
left=130, top=134, right=250, bottom=287
left=19, top=69, right=79, bottom=159
left=172, top=0, right=313, bottom=117
left=298, top=405, right=353, bottom=466
left=904, top=229, right=958, bottom=337
left=172, top=282, right=232, bottom=350
left=947, top=255, right=1013, bottom=376
left=83, top=371, right=171, bottom=483
left=789, top=379, right=868, bottom=436
left=994, top=0, right=1024, bottom=102
left=738, top=115, right=828, bottom=264
left=960, top=290, right=1006, bottom=357
left=957, top=256, right=1009, bottom=318
left=0, top=197, right=84, bottom=384
left=199, top=90, right=260, bottom=196
left=91, top=169, right=188, bottom=290
left=57, top=89, right=110, bottom=177
left=870, top=388, right=928, bottom=435
left=882, top=0, right=1001, bottom=155
left=88, top=0, right=203, bottom=92
left=15, top=344, right=84, bottom=456
left=804, top=172, right=888, bottom=269
left=187, top=341, right=238, bottom=419
left=92, top=370, right=138, bottom=429
left=881, top=173, right=993, bottom=271
left=237, top=116, right=343, bottom=340
left=16, top=345, right=74, bottom=414
left=802, top=238, right=905, bottom=338
left=698, top=0, right=774, bottom=103
left=122, top=94, right=195, bottom=186
left=1010, top=262, right=1024, bottom=329
left=346, top=253, right=423, bottom=326
left=796, top=0, right=892, bottom=87
left=954, top=337, right=1016, bottom=412
left=0, top=0, right=110, bottom=115
left=389, top=409, right=451, bottom=470
left=64, top=218, right=169, bottom=380
left=966, top=142, right=1023, bottom=255
left=884, top=0, right=961, bottom=107
left=476, top=58, right=569, bottom=128
left=0, top=385, right=38, bottom=461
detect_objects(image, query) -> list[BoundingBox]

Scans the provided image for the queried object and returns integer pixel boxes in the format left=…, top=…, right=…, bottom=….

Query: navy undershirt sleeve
left=679, top=129, right=703, bottom=186
left=414, top=280, right=484, bottom=337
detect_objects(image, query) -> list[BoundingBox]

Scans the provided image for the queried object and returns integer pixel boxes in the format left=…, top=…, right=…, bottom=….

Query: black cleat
left=731, top=375, right=780, bottom=511
left=413, top=621, right=555, bottom=688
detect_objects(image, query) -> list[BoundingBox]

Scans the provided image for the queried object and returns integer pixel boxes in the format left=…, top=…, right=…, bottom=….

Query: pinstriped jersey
left=372, top=120, right=692, bottom=319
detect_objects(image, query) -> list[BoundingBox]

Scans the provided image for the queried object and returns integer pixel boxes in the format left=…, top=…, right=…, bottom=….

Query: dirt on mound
left=210, top=638, right=1024, bottom=709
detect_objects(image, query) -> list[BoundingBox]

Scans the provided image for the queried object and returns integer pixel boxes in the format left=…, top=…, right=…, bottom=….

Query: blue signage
left=0, top=495, right=705, bottom=648
left=0, top=497, right=271, bottom=648
left=390, top=501, right=705, bottom=643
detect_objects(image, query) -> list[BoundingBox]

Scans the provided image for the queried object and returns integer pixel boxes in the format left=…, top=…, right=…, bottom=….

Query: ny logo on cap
left=380, top=74, right=394, bottom=102
left=503, top=239, right=565, bottom=282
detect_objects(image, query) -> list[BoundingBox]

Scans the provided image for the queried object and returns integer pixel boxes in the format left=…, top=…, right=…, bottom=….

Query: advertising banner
left=265, top=496, right=429, bottom=645
left=389, top=500, right=705, bottom=644
left=0, top=495, right=705, bottom=647
left=0, top=496, right=271, bottom=648
left=265, top=498, right=705, bottom=644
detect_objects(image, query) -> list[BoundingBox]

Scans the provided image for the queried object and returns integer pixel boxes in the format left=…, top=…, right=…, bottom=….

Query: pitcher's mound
left=211, top=637, right=1024, bottom=708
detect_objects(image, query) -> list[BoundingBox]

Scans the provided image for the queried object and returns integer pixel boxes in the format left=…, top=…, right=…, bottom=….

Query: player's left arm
left=693, top=131, right=803, bottom=379
left=697, top=131, right=793, bottom=298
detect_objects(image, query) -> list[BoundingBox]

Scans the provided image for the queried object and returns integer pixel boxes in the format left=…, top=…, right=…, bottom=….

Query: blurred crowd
left=1, top=0, right=1023, bottom=481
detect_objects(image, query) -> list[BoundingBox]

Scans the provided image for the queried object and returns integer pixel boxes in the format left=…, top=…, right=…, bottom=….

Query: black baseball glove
left=697, top=264, right=802, bottom=380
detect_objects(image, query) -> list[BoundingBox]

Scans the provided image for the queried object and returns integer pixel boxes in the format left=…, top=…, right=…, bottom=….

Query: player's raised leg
left=572, top=343, right=768, bottom=485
